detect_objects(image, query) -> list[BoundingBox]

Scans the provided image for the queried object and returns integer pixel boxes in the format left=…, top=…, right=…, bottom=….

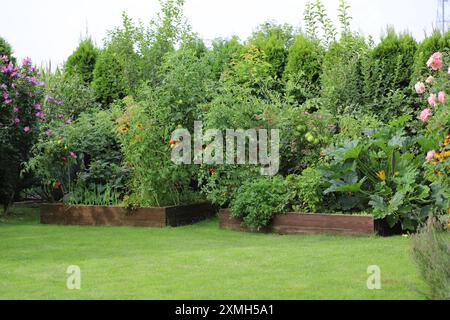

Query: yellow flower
left=136, top=123, right=143, bottom=129
left=118, top=126, right=129, bottom=134
left=376, top=170, right=386, bottom=181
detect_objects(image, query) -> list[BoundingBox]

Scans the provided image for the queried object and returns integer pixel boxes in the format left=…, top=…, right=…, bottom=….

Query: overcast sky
left=0, top=0, right=440, bottom=68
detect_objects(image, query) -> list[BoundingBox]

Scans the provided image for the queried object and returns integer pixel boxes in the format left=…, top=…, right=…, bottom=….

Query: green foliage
left=411, top=30, right=450, bottom=83
left=198, top=165, right=260, bottom=208
left=248, top=22, right=293, bottom=79
left=26, top=108, right=128, bottom=203
left=140, top=0, right=190, bottom=85
left=230, top=176, right=289, bottom=229
left=117, top=46, right=212, bottom=207
left=199, top=86, right=284, bottom=207
left=45, top=70, right=98, bottom=118
left=284, top=34, right=324, bottom=103
left=206, top=37, right=245, bottom=80
left=322, top=120, right=432, bottom=230
left=370, top=30, right=417, bottom=91
left=411, top=218, right=450, bottom=300
left=320, top=34, right=369, bottom=115
left=64, top=38, right=98, bottom=84
left=92, top=13, right=142, bottom=106
left=303, top=0, right=337, bottom=46
left=278, top=106, right=335, bottom=174
left=334, top=113, right=383, bottom=142
left=117, top=95, right=200, bottom=208
left=92, top=46, right=128, bottom=106
left=287, top=168, right=324, bottom=212
left=65, top=184, right=121, bottom=206
left=222, top=45, right=276, bottom=94
left=0, top=36, right=13, bottom=58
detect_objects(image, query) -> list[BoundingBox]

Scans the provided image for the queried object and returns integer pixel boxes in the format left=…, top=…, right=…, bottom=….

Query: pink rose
left=428, top=93, right=437, bottom=107
left=23, top=126, right=30, bottom=133
left=427, top=52, right=443, bottom=70
left=420, top=108, right=432, bottom=122
left=438, top=91, right=446, bottom=103
left=415, top=82, right=426, bottom=94
left=426, top=150, right=436, bottom=161
left=426, top=76, right=434, bottom=84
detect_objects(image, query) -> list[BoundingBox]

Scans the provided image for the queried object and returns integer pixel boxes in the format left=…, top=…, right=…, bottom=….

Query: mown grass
left=0, top=207, right=425, bottom=300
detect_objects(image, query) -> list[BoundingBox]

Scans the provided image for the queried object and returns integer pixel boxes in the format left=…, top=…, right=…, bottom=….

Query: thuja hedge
left=1, top=0, right=449, bottom=232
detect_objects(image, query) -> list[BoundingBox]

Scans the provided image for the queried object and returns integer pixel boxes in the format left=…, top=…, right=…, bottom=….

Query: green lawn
left=0, top=207, right=425, bottom=300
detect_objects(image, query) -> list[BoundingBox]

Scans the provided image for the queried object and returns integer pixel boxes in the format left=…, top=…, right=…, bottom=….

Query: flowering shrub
left=0, top=51, right=44, bottom=211
left=26, top=108, right=128, bottom=203
left=414, top=51, right=450, bottom=215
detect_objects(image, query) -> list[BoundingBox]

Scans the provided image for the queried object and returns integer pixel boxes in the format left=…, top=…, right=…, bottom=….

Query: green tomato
left=305, top=133, right=315, bottom=143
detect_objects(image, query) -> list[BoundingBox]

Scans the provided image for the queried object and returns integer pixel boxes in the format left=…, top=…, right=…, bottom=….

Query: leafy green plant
left=283, top=34, right=324, bottom=104
left=287, top=167, right=324, bottom=212
left=247, top=22, right=293, bottom=79
left=64, top=37, right=98, bottom=84
left=65, top=184, right=121, bottom=206
left=411, top=30, right=450, bottom=84
left=26, top=108, right=128, bottom=204
left=322, top=119, right=432, bottom=230
left=230, top=176, right=290, bottom=230
left=411, top=217, right=450, bottom=300
left=321, top=34, right=369, bottom=115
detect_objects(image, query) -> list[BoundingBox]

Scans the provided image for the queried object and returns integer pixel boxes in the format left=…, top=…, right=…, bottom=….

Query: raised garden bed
left=40, top=202, right=216, bottom=228
left=219, top=209, right=376, bottom=236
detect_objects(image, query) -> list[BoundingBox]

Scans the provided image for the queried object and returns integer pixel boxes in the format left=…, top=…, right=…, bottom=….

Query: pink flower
left=415, top=82, right=426, bottom=94
left=3, top=92, right=9, bottom=100
left=22, top=57, right=32, bottom=66
left=426, top=150, right=436, bottom=161
left=15, top=117, right=20, bottom=124
left=13, top=107, right=19, bottom=113
left=1, top=55, right=8, bottom=62
left=428, top=93, right=437, bottom=107
left=26, top=76, right=37, bottom=85
left=23, top=126, right=30, bottom=133
left=69, top=152, right=77, bottom=159
left=426, top=76, right=434, bottom=84
left=35, top=112, right=45, bottom=118
left=420, top=108, right=432, bottom=122
left=438, top=91, right=446, bottom=103
left=427, top=52, right=443, bottom=70
left=34, top=103, right=41, bottom=110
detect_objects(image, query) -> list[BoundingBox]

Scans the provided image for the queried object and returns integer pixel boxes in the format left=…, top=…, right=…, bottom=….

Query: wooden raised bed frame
left=219, top=209, right=375, bottom=236
left=40, top=202, right=216, bottom=228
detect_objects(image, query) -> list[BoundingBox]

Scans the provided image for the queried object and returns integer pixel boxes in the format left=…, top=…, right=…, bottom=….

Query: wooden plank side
left=218, top=210, right=374, bottom=236
left=272, top=214, right=374, bottom=236
left=40, top=203, right=215, bottom=228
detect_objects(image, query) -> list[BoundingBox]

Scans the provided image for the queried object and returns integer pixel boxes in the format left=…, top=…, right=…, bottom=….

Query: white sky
left=0, top=0, right=439, bottom=68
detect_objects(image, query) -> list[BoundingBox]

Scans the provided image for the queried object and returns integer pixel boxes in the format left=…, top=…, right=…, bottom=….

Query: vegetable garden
left=1, top=0, right=449, bottom=234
